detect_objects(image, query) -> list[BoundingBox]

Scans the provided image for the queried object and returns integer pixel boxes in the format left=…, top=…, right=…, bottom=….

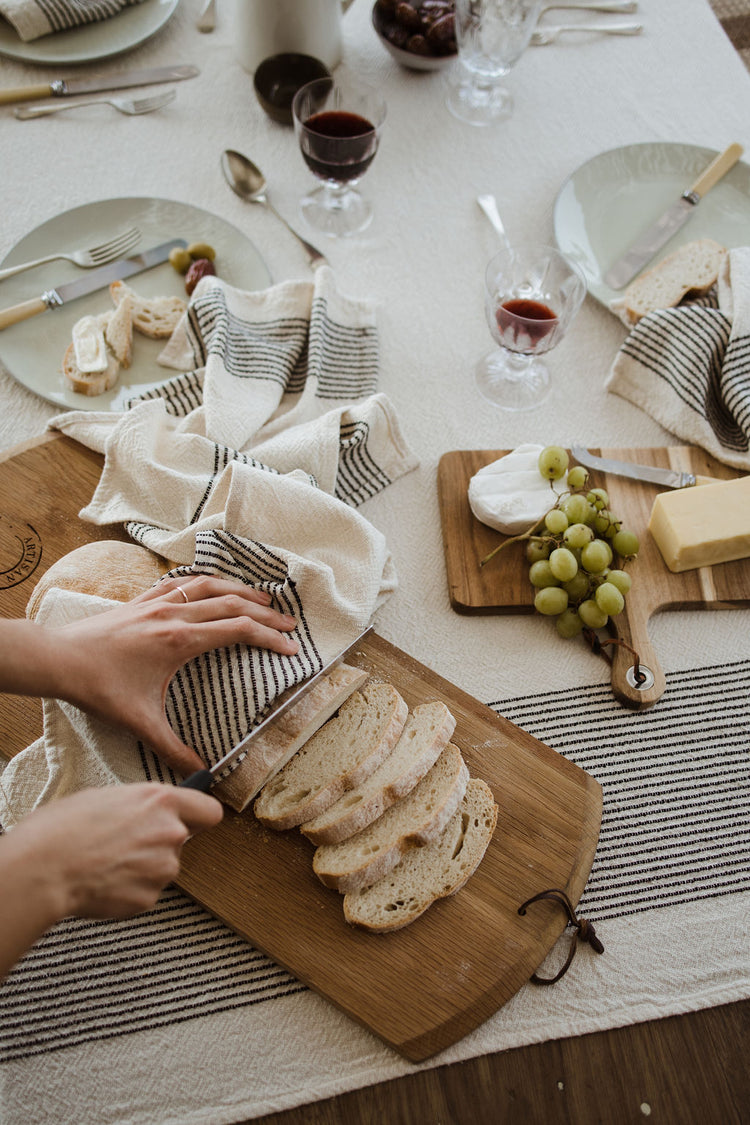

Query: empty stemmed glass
left=476, top=243, right=586, bottom=410
left=446, top=0, right=542, bottom=125
left=292, top=76, right=387, bottom=237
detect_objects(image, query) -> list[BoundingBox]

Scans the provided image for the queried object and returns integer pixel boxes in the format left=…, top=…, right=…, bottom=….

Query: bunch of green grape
left=530, top=446, right=640, bottom=639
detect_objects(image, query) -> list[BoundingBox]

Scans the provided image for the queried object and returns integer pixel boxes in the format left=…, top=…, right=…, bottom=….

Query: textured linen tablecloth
left=0, top=0, right=749, bottom=1121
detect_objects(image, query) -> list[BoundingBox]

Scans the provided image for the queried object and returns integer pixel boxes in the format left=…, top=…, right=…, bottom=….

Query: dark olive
left=185, top=258, right=216, bottom=296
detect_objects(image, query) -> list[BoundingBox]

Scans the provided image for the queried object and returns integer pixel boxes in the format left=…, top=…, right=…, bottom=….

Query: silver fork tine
left=127, top=91, right=176, bottom=114
left=86, top=227, right=141, bottom=264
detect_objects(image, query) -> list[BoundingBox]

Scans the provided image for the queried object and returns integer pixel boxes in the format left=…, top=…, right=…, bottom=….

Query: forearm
left=0, top=619, right=65, bottom=700
left=0, top=828, right=68, bottom=982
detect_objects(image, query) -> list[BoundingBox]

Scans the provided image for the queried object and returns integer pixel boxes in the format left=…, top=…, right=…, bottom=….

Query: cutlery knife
left=602, top=143, right=743, bottom=290
left=179, top=626, right=374, bottom=791
left=0, top=64, right=199, bottom=107
left=570, top=445, right=718, bottom=489
left=0, top=239, right=187, bottom=331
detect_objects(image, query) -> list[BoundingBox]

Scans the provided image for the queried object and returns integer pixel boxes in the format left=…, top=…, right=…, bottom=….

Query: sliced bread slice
left=110, top=280, right=186, bottom=338
left=62, top=341, right=119, bottom=397
left=105, top=291, right=133, bottom=367
left=313, top=743, right=469, bottom=894
left=301, top=700, right=457, bottom=845
left=610, top=237, right=726, bottom=326
left=343, top=778, right=498, bottom=932
left=213, top=664, right=369, bottom=812
left=254, top=683, right=408, bottom=830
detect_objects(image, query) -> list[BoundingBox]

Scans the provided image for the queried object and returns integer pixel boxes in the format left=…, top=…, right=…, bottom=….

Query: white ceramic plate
left=0, top=197, right=270, bottom=411
left=0, top=0, right=178, bottom=65
left=553, top=141, right=750, bottom=309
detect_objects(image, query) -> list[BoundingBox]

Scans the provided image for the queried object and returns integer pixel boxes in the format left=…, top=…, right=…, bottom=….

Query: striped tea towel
left=0, top=270, right=418, bottom=818
left=606, top=246, right=750, bottom=470
left=0, top=0, right=145, bottom=41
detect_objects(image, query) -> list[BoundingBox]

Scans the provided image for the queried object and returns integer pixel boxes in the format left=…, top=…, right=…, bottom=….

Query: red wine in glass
left=301, top=110, right=378, bottom=183
left=496, top=298, right=559, bottom=351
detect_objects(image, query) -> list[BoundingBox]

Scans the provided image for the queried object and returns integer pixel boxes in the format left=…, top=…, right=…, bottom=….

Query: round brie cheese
left=468, top=443, right=564, bottom=536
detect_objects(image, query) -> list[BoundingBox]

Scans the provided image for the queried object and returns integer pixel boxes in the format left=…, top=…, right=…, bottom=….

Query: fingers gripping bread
left=254, top=683, right=409, bottom=830
left=343, top=778, right=498, bottom=932
left=214, top=664, right=369, bottom=812
left=312, top=743, right=469, bottom=894
left=301, top=701, right=457, bottom=845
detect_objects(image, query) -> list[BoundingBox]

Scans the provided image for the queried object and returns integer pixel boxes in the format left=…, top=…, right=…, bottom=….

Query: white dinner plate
left=553, top=141, right=750, bottom=310
left=0, top=197, right=271, bottom=411
left=0, top=0, right=178, bottom=65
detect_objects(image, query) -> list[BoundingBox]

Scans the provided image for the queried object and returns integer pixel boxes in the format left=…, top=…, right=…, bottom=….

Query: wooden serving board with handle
left=438, top=447, right=750, bottom=711
left=0, top=432, right=602, bottom=1062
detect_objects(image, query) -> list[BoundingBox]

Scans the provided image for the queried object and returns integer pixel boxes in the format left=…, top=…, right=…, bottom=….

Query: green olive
left=187, top=241, right=216, bottom=261
left=169, top=247, right=193, bottom=274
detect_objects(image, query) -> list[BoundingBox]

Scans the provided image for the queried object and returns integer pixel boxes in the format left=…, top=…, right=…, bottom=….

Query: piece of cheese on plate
left=648, top=475, right=750, bottom=572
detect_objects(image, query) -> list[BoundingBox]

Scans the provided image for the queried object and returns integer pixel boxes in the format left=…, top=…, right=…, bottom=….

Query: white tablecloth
left=0, top=0, right=749, bottom=1120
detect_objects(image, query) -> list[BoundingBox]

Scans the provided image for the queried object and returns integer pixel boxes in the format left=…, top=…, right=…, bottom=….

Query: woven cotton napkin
left=0, top=0, right=145, bottom=41
left=0, top=269, right=418, bottom=820
left=606, top=246, right=750, bottom=470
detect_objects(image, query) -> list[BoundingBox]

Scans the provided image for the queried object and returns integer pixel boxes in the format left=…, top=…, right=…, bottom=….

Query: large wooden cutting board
left=438, top=447, right=750, bottom=710
left=0, top=433, right=601, bottom=1061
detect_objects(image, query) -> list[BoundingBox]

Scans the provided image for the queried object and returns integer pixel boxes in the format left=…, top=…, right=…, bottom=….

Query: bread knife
left=179, top=626, right=374, bottom=792
left=570, top=446, right=718, bottom=489
left=0, top=65, right=199, bottom=107
left=602, top=143, right=743, bottom=290
left=0, top=239, right=187, bottom=331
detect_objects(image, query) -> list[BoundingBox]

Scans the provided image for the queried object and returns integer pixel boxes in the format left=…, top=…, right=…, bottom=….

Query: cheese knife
left=179, top=626, right=373, bottom=791
left=570, top=445, right=718, bottom=489
left=0, top=64, right=199, bottom=107
left=0, top=239, right=187, bottom=330
left=602, top=143, right=744, bottom=290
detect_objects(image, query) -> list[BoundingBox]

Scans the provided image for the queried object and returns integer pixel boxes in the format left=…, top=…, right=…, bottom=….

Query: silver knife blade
left=0, top=65, right=199, bottom=107
left=571, top=445, right=696, bottom=489
left=201, top=626, right=374, bottom=783
left=603, top=143, right=744, bottom=291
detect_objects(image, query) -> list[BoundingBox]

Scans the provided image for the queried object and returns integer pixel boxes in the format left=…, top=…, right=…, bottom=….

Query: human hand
left=42, top=575, right=299, bottom=775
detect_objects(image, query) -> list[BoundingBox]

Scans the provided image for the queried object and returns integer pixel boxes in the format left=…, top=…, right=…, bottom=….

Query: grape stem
left=480, top=514, right=548, bottom=567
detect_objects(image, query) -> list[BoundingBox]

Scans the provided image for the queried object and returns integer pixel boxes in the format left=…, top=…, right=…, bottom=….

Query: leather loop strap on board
left=582, top=628, right=647, bottom=685
left=518, top=889, right=604, bottom=985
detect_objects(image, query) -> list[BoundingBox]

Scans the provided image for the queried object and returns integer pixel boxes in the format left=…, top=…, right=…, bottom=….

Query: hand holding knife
left=0, top=63, right=198, bottom=106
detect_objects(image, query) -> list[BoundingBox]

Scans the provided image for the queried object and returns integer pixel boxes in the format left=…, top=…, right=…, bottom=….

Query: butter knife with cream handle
left=0, top=64, right=198, bottom=107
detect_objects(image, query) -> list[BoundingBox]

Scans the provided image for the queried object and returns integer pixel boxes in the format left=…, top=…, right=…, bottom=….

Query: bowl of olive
left=253, top=53, right=332, bottom=125
left=372, top=0, right=457, bottom=71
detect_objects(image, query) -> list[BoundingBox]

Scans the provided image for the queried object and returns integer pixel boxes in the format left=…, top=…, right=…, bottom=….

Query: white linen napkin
left=0, top=269, right=418, bottom=817
left=605, top=246, right=750, bottom=470
left=0, top=0, right=145, bottom=41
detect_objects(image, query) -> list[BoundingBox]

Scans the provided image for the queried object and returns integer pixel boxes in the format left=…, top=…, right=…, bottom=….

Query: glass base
left=300, top=183, right=373, bottom=237
left=475, top=348, right=550, bottom=411
left=445, top=68, right=513, bottom=126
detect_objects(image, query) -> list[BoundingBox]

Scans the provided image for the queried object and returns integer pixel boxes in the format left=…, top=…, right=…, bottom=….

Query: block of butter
left=648, top=474, right=750, bottom=572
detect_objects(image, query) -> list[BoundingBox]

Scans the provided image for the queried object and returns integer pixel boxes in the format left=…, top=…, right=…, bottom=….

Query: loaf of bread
left=610, top=237, right=726, bottom=326
left=110, top=280, right=186, bottom=338
left=301, top=700, right=457, bottom=845
left=254, top=683, right=408, bottom=830
left=26, top=540, right=169, bottom=621
left=313, top=743, right=469, bottom=894
left=343, top=778, right=498, bottom=932
left=214, top=664, right=369, bottom=812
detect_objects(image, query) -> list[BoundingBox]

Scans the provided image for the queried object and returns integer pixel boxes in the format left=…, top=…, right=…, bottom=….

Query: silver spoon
left=477, top=194, right=511, bottom=248
left=196, top=0, right=216, bottom=32
left=221, top=149, right=328, bottom=268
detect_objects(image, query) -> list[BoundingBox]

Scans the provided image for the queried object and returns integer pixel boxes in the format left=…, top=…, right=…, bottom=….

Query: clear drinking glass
left=476, top=243, right=586, bottom=411
left=446, top=0, right=542, bottom=125
left=292, top=76, right=387, bottom=237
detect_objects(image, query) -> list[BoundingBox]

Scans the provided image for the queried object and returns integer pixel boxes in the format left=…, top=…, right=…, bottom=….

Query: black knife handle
left=178, top=769, right=214, bottom=792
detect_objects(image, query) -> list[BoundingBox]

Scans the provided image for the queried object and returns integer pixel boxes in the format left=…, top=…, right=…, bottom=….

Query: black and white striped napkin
left=606, top=247, right=750, bottom=471
left=0, top=0, right=145, bottom=41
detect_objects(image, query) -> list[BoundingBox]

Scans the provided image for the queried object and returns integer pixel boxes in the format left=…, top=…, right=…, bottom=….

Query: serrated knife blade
left=603, top=143, right=743, bottom=291
left=0, top=239, right=187, bottom=331
left=0, top=65, right=199, bottom=107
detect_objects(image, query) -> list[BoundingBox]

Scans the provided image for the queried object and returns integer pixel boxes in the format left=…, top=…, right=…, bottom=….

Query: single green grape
left=545, top=508, right=569, bottom=535
left=560, top=493, right=591, bottom=525
left=556, top=607, right=584, bottom=638
left=526, top=537, right=551, bottom=563
left=587, top=487, right=609, bottom=510
left=578, top=598, right=608, bottom=629
left=563, top=522, right=594, bottom=550
left=592, top=508, right=613, bottom=535
left=595, top=581, right=625, bottom=616
left=563, top=571, right=591, bottom=602
left=538, top=446, right=569, bottom=480
left=613, top=528, right=640, bottom=558
left=607, top=569, right=632, bottom=595
left=604, top=517, right=623, bottom=540
left=534, top=586, right=569, bottom=616
left=581, top=539, right=612, bottom=574
left=529, top=560, right=560, bottom=588
left=566, top=465, right=589, bottom=491
left=549, top=547, right=579, bottom=582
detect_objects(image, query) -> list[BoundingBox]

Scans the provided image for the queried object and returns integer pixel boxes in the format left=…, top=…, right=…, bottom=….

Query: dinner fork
left=14, top=89, right=176, bottom=120
left=531, top=21, right=643, bottom=43
left=0, top=227, right=141, bottom=283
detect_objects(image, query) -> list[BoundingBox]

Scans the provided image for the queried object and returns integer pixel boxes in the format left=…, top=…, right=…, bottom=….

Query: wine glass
left=446, top=0, right=542, bottom=126
left=292, top=76, right=387, bottom=237
left=476, top=243, right=586, bottom=411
